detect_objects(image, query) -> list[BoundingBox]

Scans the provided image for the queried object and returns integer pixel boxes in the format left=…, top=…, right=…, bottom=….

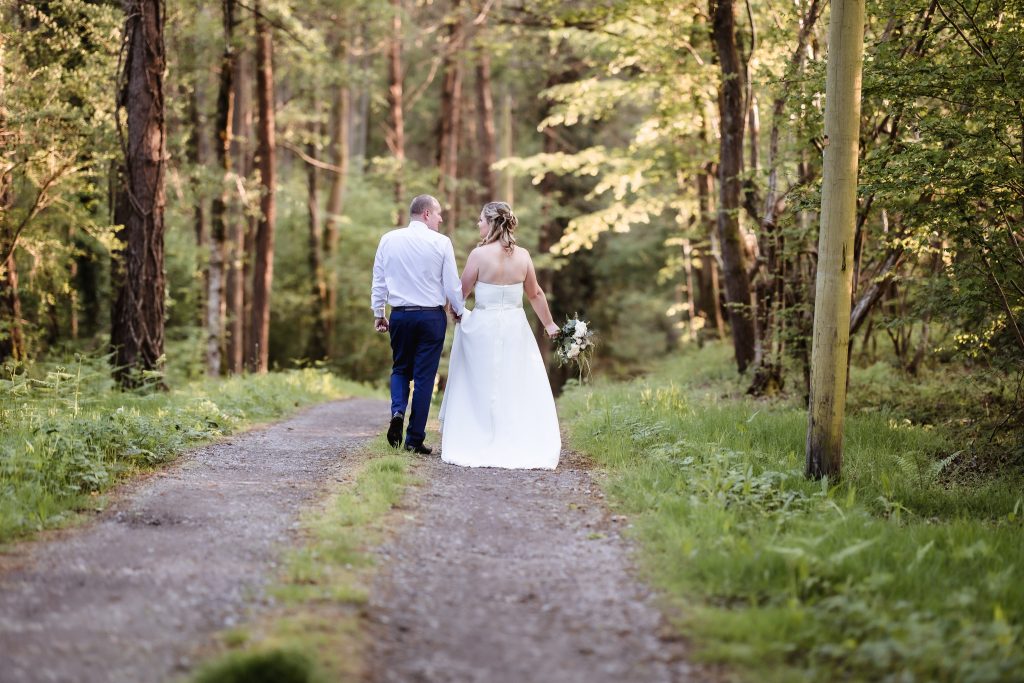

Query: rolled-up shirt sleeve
left=442, top=240, right=464, bottom=315
left=370, top=237, right=388, bottom=317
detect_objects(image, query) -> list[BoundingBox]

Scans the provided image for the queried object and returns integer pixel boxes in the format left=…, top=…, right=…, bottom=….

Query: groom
left=371, top=195, right=464, bottom=454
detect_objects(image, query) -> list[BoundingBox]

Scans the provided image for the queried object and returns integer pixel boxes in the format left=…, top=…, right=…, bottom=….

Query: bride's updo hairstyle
left=479, top=201, right=518, bottom=255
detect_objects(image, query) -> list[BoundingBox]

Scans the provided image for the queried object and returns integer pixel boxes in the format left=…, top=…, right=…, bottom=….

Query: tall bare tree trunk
left=0, top=253, right=25, bottom=362
left=206, top=0, right=236, bottom=377
left=500, top=93, right=514, bottom=203
left=747, top=95, right=760, bottom=173
left=306, top=125, right=327, bottom=361
left=682, top=239, right=698, bottom=342
left=112, top=0, right=166, bottom=387
left=711, top=0, right=756, bottom=372
left=350, top=32, right=370, bottom=175
left=226, top=47, right=252, bottom=374
left=696, top=164, right=726, bottom=340
left=474, top=44, right=497, bottom=201
left=387, top=0, right=405, bottom=212
left=67, top=227, right=79, bottom=341
left=247, top=5, right=275, bottom=372
left=437, top=0, right=464, bottom=233
left=322, top=49, right=351, bottom=356
left=0, top=43, right=25, bottom=363
left=185, top=47, right=209, bottom=336
left=806, top=0, right=865, bottom=480
left=186, top=75, right=209, bottom=249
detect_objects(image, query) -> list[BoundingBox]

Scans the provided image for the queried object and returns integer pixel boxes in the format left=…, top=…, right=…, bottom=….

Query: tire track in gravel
left=0, top=398, right=388, bottom=683
left=366, top=451, right=704, bottom=683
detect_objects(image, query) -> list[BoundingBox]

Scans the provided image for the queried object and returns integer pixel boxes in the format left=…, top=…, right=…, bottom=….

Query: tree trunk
left=711, top=0, right=756, bottom=372
left=387, top=0, right=405, bottom=212
left=227, top=47, right=253, bottom=374
left=306, top=128, right=328, bottom=361
left=806, top=0, right=865, bottom=480
left=0, top=52, right=25, bottom=362
left=437, top=0, right=464, bottom=233
left=695, top=160, right=727, bottom=340
left=475, top=44, right=497, bottom=201
left=68, top=227, right=79, bottom=341
left=747, top=94, right=760, bottom=173
left=682, top=239, right=697, bottom=342
left=112, top=0, right=166, bottom=387
left=323, top=58, right=351, bottom=356
left=185, top=53, right=209, bottom=333
left=350, top=34, right=370, bottom=175
left=206, top=0, right=236, bottom=377
left=500, top=93, right=514, bottom=204
left=0, top=253, right=25, bottom=362
left=186, top=71, right=209, bottom=249
left=247, top=5, right=275, bottom=373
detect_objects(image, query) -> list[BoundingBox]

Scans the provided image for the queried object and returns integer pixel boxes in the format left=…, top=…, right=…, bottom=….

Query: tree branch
left=278, top=139, right=345, bottom=175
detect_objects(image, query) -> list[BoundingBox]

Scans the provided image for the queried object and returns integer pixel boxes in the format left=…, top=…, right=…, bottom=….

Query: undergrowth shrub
left=563, top=344, right=1024, bottom=682
left=0, top=355, right=370, bottom=542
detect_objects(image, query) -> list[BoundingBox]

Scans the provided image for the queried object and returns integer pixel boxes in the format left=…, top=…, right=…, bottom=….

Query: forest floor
left=0, top=397, right=708, bottom=683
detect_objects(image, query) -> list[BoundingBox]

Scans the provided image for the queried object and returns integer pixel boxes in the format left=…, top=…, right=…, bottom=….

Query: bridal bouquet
left=553, top=315, right=595, bottom=380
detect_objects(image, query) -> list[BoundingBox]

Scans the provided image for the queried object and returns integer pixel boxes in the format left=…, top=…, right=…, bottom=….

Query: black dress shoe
left=387, top=413, right=404, bottom=448
left=404, top=443, right=433, bottom=455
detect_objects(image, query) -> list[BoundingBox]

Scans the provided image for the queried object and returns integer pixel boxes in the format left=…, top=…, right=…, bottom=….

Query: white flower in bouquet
left=553, top=314, right=596, bottom=381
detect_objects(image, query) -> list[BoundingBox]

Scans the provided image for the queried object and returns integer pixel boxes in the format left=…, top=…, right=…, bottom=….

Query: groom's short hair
left=409, top=194, right=439, bottom=218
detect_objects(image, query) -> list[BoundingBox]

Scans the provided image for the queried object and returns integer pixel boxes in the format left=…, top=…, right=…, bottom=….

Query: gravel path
left=0, top=398, right=387, bottom=683
left=367, top=452, right=700, bottom=683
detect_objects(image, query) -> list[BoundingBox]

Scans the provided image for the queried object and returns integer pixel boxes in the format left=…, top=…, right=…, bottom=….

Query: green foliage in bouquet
left=553, top=316, right=596, bottom=381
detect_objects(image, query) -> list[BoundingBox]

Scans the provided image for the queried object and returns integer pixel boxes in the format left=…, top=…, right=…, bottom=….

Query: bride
left=439, top=202, right=561, bottom=469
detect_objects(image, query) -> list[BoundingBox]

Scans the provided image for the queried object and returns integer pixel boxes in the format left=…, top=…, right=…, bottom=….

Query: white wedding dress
left=439, top=282, right=561, bottom=469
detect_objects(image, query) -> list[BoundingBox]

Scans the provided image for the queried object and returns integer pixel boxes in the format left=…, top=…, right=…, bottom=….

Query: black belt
left=392, top=305, right=444, bottom=312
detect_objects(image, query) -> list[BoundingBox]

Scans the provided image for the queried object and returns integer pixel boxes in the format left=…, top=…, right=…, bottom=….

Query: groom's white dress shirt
left=371, top=220, right=465, bottom=318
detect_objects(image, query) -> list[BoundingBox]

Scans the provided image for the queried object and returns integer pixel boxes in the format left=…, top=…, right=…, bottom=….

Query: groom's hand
left=375, top=316, right=389, bottom=333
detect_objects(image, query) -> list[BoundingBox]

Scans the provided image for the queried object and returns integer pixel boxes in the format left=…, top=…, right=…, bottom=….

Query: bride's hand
left=545, top=323, right=560, bottom=338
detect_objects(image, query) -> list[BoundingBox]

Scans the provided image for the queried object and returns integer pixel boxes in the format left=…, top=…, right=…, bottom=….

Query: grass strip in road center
left=190, top=439, right=415, bottom=683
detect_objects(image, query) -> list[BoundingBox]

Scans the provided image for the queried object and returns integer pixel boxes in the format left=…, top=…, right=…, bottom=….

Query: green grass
left=561, top=343, right=1024, bottom=682
left=192, top=648, right=324, bottom=683
left=0, top=355, right=375, bottom=543
left=191, top=441, right=415, bottom=683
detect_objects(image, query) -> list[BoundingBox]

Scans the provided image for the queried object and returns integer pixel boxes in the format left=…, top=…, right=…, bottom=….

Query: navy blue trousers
left=388, top=308, right=447, bottom=447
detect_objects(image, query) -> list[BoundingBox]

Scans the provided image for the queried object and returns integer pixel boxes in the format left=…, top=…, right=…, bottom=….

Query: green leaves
left=562, top=343, right=1024, bottom=681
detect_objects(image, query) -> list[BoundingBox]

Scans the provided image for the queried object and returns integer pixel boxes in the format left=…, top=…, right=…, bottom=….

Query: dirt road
left=0, top=399, right=386, bottom=683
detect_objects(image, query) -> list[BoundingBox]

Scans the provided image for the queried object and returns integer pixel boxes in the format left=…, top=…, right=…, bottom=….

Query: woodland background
left=1, top=0, right=1022, bottom=461
left=3, top=3, right=1024, bottom=680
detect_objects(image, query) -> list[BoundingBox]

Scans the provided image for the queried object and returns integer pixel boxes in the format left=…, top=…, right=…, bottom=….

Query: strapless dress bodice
left=473, top=282, right=524, bottom=310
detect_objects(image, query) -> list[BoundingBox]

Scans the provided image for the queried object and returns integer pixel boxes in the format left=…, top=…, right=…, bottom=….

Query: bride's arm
left=523, top=254, right=559, bottom=337
left=461, top=249, right=479, bottom=300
